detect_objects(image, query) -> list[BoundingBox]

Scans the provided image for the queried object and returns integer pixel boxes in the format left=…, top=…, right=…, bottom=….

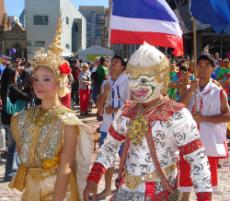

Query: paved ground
left=1, top=108, right=230, bottom=201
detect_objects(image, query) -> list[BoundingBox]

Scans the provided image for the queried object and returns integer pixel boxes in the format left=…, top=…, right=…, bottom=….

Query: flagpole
left=108, top=0, right=113, bottom=49
left=192, top=17, right=198, bottom=113
left=192, top=17, right=197, bottom=78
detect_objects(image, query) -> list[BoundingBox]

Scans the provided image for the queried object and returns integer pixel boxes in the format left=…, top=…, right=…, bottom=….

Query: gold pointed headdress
left=32, top=16, right=71, bottom=97
left=126, top=42, right=169, bottom=78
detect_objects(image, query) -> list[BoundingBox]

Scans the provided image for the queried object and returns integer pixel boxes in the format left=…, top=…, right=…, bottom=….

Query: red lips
left=36, top=90, right=46, bottom=94
left=132, top=88, right=149, bottom=97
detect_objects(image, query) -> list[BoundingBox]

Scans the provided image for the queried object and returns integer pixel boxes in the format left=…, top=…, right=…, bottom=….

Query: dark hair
left=1, top=66, right=16, bottom=95
left=99, top=57, right=106, bottom=65
left=8, top=67, right=17, bottom=84
left=112, top=55, right=126, bottom=68
left=2, top=66, right=16, bottom=83
left=180, top=65, right=188, bottom=72
left=197, top=55, right=215, bottom=68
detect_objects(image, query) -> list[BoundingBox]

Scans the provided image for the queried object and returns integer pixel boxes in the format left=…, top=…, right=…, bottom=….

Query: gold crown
left=32, top=16, right=68, bottom=80
left=126, top=56, right=170, bottom=79
left=32, top=16, right=71, bottom=97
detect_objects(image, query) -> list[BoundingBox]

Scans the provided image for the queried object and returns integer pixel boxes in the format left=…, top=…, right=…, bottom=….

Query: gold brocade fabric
left=10, top=105, right=82, bottom=201
left=10, top=163, right=79, bottom=201
left=124, top=163, right=176, bottom=190
left=127, top=114, right=148, bottom=146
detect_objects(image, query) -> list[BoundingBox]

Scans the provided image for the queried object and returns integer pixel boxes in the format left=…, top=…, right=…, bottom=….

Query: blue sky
left=5, top=0, right=108, bottom=16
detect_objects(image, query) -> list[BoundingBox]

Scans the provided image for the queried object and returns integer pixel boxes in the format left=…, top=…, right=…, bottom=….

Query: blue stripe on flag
left=112, top=0, right=178, bottom=22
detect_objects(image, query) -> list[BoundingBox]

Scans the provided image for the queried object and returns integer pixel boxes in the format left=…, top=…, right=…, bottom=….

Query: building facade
left=0, top=0, right=26, bottom=58
left=79, top=6, right=107, bottom=48
left=0, top=23, right=27, bottom=58
left=166, top=0, right=230, bottom=57
left=0, top=0, right=4, bottom=27
left=25, top=0, right=86, bottom=58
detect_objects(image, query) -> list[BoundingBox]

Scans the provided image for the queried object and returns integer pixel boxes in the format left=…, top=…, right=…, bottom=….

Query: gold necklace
left=127, top=98, right=166, bottom=146
left=127, top=114, right=148, bottom=146
left=137, top=97, right=166, bottom=115
left=33, top=105, right=59, bottom=127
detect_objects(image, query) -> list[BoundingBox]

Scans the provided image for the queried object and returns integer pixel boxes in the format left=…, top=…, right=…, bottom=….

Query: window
left=66, top=44, right=70, bottom=49
left=35, top=41, right=45, bottom=46
left=95, top=30, right=102, bottom=37
left=34, top=15, right=48, bottom=25
left=74, top=23, right=78, bottom=32
left=66, top=17, right=69, bottom=25
left=26, top=41, right=32, bottom=46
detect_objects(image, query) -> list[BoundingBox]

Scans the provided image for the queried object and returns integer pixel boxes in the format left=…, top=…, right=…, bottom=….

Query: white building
left=25, top=0, right=86, bottom=58
left=79, top=6, right=107, bottom=48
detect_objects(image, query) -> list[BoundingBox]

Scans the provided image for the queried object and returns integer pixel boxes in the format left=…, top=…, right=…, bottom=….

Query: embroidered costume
left=9, top=17, right=92, bottom=201
left=86, top=43, right=212, bottom=201
left=10, top=105, right=92, bottom=201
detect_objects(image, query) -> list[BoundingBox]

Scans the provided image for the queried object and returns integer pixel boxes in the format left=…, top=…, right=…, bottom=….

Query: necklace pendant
left=127, top=114, right=148, bottom=146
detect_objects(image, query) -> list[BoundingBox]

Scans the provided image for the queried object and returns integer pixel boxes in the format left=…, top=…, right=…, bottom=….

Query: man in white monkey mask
left=84, top=43, right=212, bottom=201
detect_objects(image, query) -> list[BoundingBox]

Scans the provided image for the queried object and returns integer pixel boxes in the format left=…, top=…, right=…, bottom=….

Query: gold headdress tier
left=32, top=16, right=71, bottom=97
left=126, top=42, right=170, bottom=78
left=127, top=42, right=170, bottom=90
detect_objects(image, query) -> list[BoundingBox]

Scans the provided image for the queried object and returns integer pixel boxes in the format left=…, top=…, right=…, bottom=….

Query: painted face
left=33, top=66, right=59, bottom=100
left=128, top=75, right=163, bottom=103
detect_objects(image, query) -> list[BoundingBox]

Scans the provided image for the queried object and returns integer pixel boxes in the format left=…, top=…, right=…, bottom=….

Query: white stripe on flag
left=110, top=15, right=183, bottom=37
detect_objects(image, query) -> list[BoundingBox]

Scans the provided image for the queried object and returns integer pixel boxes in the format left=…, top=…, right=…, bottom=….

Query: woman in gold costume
left=9, top=18, right=92, bottom=201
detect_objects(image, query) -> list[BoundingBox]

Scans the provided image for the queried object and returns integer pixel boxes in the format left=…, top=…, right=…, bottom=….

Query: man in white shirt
left=180, top=55, right=230, bottom=201
left=96, top=55, right=130, bottom=199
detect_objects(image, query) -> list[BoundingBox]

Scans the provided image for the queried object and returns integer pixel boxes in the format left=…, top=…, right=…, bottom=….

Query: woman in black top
left=0, top=66, right=29, bottom=181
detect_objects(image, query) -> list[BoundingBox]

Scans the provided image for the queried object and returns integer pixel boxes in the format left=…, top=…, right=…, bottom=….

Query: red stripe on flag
left=110, top=30, right=184, bottom=56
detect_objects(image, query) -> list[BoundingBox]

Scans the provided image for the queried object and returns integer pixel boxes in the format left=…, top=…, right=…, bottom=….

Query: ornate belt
left=9, top=160, right=79, bottom=200
left=124, top=163, right=176, bottom=190
left=9, top=156, right=60, bottom=192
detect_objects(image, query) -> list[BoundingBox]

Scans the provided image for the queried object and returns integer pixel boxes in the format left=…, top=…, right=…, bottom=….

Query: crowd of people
left=167, top=52, right=230, bottom=104
left=1, top=38, right=230, bottom=201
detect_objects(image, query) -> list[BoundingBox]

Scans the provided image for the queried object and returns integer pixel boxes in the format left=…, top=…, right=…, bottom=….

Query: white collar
left=198, top=80, right=213, bottom=96
left=109, top=73, right=128, bottom=87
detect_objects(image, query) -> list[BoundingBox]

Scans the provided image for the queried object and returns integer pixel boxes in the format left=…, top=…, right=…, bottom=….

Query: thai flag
left=110, top=0, right=184, bottom=56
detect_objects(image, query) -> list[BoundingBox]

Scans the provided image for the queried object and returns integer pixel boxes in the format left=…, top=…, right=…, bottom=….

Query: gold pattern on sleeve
left=11, top=114, right=22, bottom=151
left=59, top=111, right=82, bottom=128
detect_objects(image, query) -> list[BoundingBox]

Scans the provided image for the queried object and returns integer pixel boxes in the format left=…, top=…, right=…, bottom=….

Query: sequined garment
left=95, top=100, right=212, bottom=200
left=10, top=105, right=89, bottom=201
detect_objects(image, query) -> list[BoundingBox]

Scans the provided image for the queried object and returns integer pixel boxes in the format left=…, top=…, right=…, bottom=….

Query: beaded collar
left=122, top=98, right=184, bottom=122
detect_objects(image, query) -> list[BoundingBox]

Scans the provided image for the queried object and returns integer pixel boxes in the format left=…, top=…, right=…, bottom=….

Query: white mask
left=128, top=75, right=163, bottom=103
